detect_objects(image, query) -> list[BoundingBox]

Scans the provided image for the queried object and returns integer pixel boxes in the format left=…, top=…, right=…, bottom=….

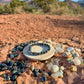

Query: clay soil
left=0, top=13, right=84, bottom=84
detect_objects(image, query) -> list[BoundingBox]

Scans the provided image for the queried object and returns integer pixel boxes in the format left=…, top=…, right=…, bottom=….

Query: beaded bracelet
left=28, top=43, right=51, bottom=55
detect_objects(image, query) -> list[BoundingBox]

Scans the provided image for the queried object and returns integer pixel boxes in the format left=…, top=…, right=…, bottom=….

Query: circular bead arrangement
left=28, top=43, right=51, bottom=55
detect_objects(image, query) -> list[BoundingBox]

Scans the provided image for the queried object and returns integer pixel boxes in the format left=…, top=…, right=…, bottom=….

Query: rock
left=73, top=58, right=81, bottom=65
left=51, top=65, right=59, bottom=73
left=70, top=65, right=77, bottom=72
left=30, top=65, right=34, bottom=71
left=71, top=50, right=75, bottom=54
left=43, top=72, right=49, bottom=77
left=56, top=47, right=64, bottom=54
left=78, top=57, right=83, bottom=64
left=55, top=43, right=61, bottom=48
left=51, top=73, right=59, bottom=79
left=46, top=62, right=53, bottom=71
left=37, top=41, right=43, bottom=43
left=66, top=57, right=73, bottom=61
left=60, top=66, right=65, bottom=70
left=75, top=48, right=81, bottom=52
left=54, top=58, right=60, bottom=66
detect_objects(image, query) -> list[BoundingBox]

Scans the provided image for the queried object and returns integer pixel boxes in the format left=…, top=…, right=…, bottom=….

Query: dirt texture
left=0, top=13, right=84, bottom=84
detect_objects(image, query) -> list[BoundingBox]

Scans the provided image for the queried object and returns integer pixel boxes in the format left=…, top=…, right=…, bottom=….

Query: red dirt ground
left=0, top=13, right=84, bottom=84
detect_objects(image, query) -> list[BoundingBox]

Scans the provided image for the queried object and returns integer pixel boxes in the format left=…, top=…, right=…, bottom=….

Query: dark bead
left=0, top=63, right=7, bottom=67
left=9, top=54, right=14, bottom=59
left=48, top=72, right=51, bottom=76
left=12, top=70, right=18, bottom=75
left=17, top=46, right=23, bottom=51
left=12, top=48, right=16, bottom=52
left=5, top=60, right=10, bottom=65
left=41, top=76, right=46, bottom=82
left=8, top=66, right=12, bottom=70
left=34, top=72, right=39, bottom=77
left=11, top=75, right=17, bottom=81
left=20, top=68, right=24, bottom=73
left=9, top=61, right=13, bottom=66
left=5, top=76, right=10, bottom=81
left=17, top=64, right=23, bottom=69
left=13, top=81, right=17, bottom=84
left=3, top=74, right=7, bottom=77
left=33, top=69, right=40, bottom=73
left=16, top=71, right=21, bottom=76
left=13, top=53, right=18, bottom=57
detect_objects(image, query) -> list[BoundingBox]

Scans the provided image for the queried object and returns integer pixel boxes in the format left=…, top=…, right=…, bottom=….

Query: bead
left=48, top=72, right=51, bottom=76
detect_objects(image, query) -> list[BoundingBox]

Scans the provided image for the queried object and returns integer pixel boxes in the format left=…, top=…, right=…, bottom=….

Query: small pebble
left=51, top=65, right=59, bottom=73
left=73, top=58, right=81, bottom=65
left=70, top=65, right=77, bottom=72
left=30, top=65, right=34, bottom=71
left=60, top=66, right=64, bottom=70
left=43, top=72, right=49, bottom=77
left=51, top=73, right=59, bottom=79
left=46, top=62, right=53, bottom=71
left=56, top=47, right=64, bottom=54
left=67, top=57, right=73, bottom=61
